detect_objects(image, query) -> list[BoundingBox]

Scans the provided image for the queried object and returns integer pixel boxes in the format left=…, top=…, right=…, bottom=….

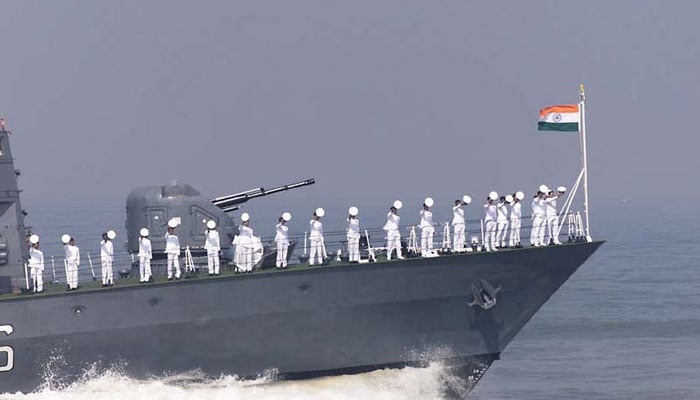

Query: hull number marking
left=0, top=324, right=14, bottom=372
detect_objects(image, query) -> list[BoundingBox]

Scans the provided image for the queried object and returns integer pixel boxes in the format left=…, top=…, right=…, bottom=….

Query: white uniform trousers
left=485, top=220, right=497, bottom=251
left=207, top=250, right=220, bottom=274
left=452, top=223, right=465, bottom=252
left=531, top=214, right=546, bottom=246
left=101, top=259, right=113, bottom=285
left=347, top=233, right=360, bottom=262
left=509, top=218, right=521, bottom=247
left=276, top=240, right=289, bottom=268
left=496, top=221, right=509, bottom=248
left=167, top=253, right=181, bottom=279
left=309, top=239, right=323, bottom=265
left=139, top=257, right=152, bottom=282
left=386, top=230, right=402, bottom=260
left=547, top=216, right=561, bottom=245
left=236, top=245, right=254, bottom=272
left=66, top=262, right=79, bottom=289
left=420, top=227, right=434, bottom=256
left=30, top=267, right=43, bottom=292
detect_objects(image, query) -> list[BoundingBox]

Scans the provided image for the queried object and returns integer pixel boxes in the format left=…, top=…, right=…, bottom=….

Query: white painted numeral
left=0, top=324, right=14, bottom=372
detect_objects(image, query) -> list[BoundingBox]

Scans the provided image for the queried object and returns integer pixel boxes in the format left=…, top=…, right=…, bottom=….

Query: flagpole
left=579, top=84, right=592, bottom=242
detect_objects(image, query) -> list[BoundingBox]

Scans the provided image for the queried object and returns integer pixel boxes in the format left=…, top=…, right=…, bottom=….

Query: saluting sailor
left=483, top=192, right=498, bottom=251
left=452, top=195, right=471, bottom=253
left=28, top=234, right=44, bottom=293
left=100, top=230, right=116, bottom=286
left=509, top=191, right=525, bottom=247
left=62, top=234, right=80, bottom=290
left=347, top=207, right=360, bottom=263
left=275, top=212, right=292, bottom=269
left=383, top=200, right=404, bottom=260
left=237, top=213, right=255, bottom=272
left=138, top=228, right=152, bottom=282
left=420, top=197, right=435, bottom=257
left=164, top=219, right=182, bottom=280
left=204, top=220, right=221, bottom=275
left=545, top=186, right=566, bottom=245
left=531, top=185, right=548, bottom=246
left=309, top=208, right=325, bottom=266
left=496, top=195, right=509, bottom=248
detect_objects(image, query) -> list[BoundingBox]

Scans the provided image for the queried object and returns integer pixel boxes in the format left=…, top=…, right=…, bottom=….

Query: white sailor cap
left=462, top=195, right=472, bottom=204
left=424, top=197, right=434, bottom=207
left=348, top=206, right=359, bottom=216
left=515, top=191, right=525, bottom=200
left=241, top=212, right=250, bottom=222
left=107, top=230, right=116, bottom=240
left=282, top=212, right=292, bottom=222
left=315, top=207, right=325, bottom=217
left=558, top=186, right=567, bottom=193
left=393, top=200, right=403, bottom=210
left=539, top=184, right=549, bottom=193
left=206, top=220, right=216, bottom=229
left=488, top=191, right=498, bottom=201
left=29, top=234, right=39, bottom=244
left=167, top=219, right=178, bottom=228
left=140, top=228, right=149, bottom=237
left=505, top=194, right=514, bottom=203
left=61, top=234, right=71, bottom=244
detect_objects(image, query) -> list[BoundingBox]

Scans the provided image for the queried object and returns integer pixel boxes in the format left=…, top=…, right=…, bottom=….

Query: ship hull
left=0, top=242, right=602, bottom=393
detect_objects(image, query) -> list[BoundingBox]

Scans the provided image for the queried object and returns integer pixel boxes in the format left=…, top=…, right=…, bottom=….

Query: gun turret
left=211, top=178, right=315, bottom=213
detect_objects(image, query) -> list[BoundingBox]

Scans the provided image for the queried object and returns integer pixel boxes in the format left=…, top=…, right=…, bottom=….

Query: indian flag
left=538, top=104, right=580, bottom=132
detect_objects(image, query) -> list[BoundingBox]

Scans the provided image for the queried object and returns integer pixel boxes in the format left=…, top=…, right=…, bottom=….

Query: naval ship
left=0, top=120, right=603, bottom=395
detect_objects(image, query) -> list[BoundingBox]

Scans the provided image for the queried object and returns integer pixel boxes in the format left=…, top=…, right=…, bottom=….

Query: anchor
left=468, top=279, right=502, bottom=310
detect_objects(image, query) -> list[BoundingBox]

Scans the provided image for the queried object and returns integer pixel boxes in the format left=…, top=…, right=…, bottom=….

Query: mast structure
left=579, top=84, right=592, bottom=242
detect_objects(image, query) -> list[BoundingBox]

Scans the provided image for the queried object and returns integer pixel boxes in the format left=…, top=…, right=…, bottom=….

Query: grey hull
left=0, top=242, right=602, bottom=393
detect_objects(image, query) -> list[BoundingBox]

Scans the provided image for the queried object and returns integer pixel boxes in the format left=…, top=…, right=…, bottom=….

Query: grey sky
left=1, top=1, right=698, bottom=209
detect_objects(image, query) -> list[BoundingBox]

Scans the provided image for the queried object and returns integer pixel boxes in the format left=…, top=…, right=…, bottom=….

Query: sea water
left=2, top=200, right=699, bottom=400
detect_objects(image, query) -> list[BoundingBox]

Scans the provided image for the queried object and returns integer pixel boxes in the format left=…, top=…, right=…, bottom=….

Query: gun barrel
left=212, top=178, right=315, bottom=210
left=211, top=187, right=264, bottom=204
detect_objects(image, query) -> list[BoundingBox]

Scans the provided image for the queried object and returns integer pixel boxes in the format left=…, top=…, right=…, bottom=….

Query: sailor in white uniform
left=100, top=230, right=116, bottom=286
left=204, top=220, right=221, bottom=275
left=346, top=207, right=360, bottom=263
left=28, top=234, right=44, bottom=293
left=508, top=191, right=524, bottom=247
left=452, top=195, right=471, bottom=253
left=275, top=212, right=292, bottom=268
left=237, top=213, right=255, bottom=272
left=531, top=185, right=548, bottom=246
left=483, top=192, right=498, bottom=251
left=138, top=228, right=152, bottom=282
left=383, top=200, right=404, bottom=260
left=164, top=219, right=181, bottom=280
left=309, top=208, right=325, bottom=266
left=496, top=196, right=509, bottom=248
left=420, top=197, right=436, bottom=257
left=62, top=234, right=80, bottom=290
left=545, top=186, right=566, bottom=245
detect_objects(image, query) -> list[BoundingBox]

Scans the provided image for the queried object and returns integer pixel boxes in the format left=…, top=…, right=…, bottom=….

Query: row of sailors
left=25, top=185, right=568, bottom=292
left=245, top=185, right=568, bottom=266
left=26, top=231, right=116, bottom=293
left=483, top=185, right=566, bottom=251
left=138, top=213, right=293, bottom=281
left=137, top=218, right=225, bottom=283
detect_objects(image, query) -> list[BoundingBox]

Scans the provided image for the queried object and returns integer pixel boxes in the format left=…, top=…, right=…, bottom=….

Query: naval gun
left=125, top=178, right=315, bottom=258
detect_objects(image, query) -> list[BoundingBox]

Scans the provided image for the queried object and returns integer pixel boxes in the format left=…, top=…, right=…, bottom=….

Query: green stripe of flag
left=537, top=122, right=579, bottom=132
